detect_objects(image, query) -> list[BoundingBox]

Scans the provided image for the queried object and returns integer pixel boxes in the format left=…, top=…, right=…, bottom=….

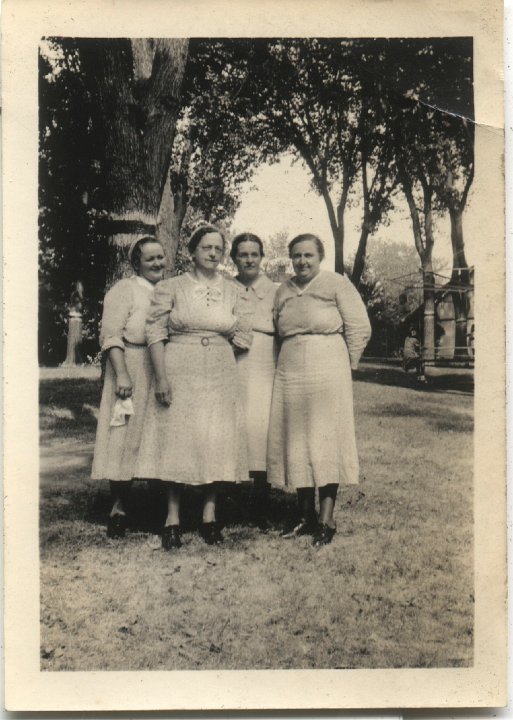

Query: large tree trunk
left=80, top=38, right=189, bottom=286
left=334, top=182, right=350, bottom=275
left=449, top=205, right=470, bottom=358
left=351, top=217, right=371, bottom=287
left=422, top=258, right=436, bottom=365
left=333, top=217, right=345, bottom=275
left=449, top=205, right=468, bottom=275
left=351, top=152, right=371, bottom=286
left=320, top=188, right=344, bottom=274
left=400, top=170, right=436, bottom=364
left=156, top=168, right=181, bottom=275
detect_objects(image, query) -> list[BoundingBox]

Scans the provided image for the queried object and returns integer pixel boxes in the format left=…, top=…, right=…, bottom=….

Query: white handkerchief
left=110, top=397, right=135, bottom=427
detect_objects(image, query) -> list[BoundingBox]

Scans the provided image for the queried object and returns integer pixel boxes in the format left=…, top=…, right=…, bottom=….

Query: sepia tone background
left=3, top=0, right=506, bottom=711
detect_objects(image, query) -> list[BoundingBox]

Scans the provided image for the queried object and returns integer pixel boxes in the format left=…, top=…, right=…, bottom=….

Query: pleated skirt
left=136, top=338, right=249, bottom=485
left=91, top=346, right=153, bottom=481
left=236, top=332, right=277, bottom=472
left=267, top=334, right=359, bottom=490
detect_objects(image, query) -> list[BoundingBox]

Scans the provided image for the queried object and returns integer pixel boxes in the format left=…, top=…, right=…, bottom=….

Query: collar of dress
left=235, top=273, right=273, bottom=300
left=186, top=270, right=223, bottom=288
left=288, top=270, right=323, bottom=296
left=135, top=275, right=157, bottom=292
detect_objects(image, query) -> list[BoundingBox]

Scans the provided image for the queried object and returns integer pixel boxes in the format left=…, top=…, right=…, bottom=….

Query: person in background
left=231, top=233, right=279, bottom=531
left=267, top=233, right=371, bottom=546
left=402, top=327, right=427, bottom=383
left=91, top=237, right=166, bottom=538
left=136, top=224, right=252, bottom=550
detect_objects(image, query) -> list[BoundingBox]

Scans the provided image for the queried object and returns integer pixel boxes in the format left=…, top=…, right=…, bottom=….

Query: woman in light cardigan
left=267, top=234, right=371, bottom=546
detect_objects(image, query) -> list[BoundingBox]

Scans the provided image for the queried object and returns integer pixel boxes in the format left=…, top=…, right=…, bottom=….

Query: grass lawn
left=39, top=363, right=474, bottom=670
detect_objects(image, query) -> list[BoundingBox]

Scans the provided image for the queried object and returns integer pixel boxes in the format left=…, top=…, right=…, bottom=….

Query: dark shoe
left=106, top=514, right=128, bottom=539
left=199, top=522, right=223, bottom=545
left=312, top=523, right=336, bottom=547
left=280, top=518, right=318, bottom=539
left=162, top=525, right=182, bottom=550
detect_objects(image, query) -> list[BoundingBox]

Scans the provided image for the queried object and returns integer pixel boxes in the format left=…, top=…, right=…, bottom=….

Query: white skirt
left=91, top=346, right=153, bottom=481
left=236, top=332, right=277, bottom=472
left=267, top=334, right=359, bottom=490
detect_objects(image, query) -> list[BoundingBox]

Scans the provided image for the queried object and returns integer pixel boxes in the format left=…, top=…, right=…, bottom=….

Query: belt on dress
left=122, top=337, right=147, bottom=348
left=169, top=333, right=229, bottom=347
left=281, top=332, right=342, bottom=342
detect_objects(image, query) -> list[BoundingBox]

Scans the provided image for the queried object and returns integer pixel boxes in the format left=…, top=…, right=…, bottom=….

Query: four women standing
left=92, top=226, right=370, bottom=548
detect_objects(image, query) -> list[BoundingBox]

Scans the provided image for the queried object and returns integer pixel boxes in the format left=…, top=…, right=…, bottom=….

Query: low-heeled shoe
left=106, top=514, right=128, bottom=539
left=280, top=519, right=318, bottom=539
left=199, top=522, right=223, bottom=545
left=162, top=525, right=182, bottom=550
left=312, top=523, right=336, bottom=546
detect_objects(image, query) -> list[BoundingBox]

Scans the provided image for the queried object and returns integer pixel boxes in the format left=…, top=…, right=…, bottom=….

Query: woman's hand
left=155, top=377, right=172, bottom=406
left=115, top=371, right=133, bottom=399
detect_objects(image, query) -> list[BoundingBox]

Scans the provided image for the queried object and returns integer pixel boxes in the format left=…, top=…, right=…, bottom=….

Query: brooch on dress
left=192, top=285, right=223, bottom=303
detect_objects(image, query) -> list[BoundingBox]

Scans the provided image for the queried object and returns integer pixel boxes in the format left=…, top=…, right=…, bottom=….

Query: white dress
left=91, top=276, right=156, bottom=482
left=267, top=271, right=371, bottom=490
left=234, top=274, right=278, bottom=472
left=135, top=272, right=252, bottom=485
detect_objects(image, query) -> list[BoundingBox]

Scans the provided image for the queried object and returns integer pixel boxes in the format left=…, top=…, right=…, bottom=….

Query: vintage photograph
left=3, top=0, right=505, bottom=711
left=38, top=36, right=476, bottom=671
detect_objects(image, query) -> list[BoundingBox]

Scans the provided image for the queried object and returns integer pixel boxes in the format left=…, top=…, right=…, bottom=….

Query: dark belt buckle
left=201, top=336, right=210, bottom=347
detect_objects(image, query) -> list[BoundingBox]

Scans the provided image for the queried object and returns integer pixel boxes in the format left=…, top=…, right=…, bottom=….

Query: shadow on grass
left=40, top=482, right=302, bottom=547
left=375, top=403, right=474, bottom=434
left=40, top=480, right=367, bottom=550
left=40, top=376, right=102, bottom=407
left=354, top=362, right=474, bottom=396
left=40, top=377, right=102, bottom=442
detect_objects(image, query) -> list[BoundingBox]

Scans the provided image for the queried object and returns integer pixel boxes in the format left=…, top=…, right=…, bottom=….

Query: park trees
left=382, top=38, right=474, bottom=360
left=39, top=36, right=474, bottom=365
left=156, top=39, right=261, bottom=271
left=433, top=110, right=474, bottom=357
left=39, top=38, right=189, bottom=363
left=78, top=38, right=189, bottom=284
left=39, top=39, right=108, bottom=363
left=237, top=38, right=361, bottom=275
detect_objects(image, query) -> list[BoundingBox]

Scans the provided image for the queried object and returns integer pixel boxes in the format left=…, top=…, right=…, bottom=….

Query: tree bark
left=320, top=188, right=344, bottom=274
left=421, top=258, right=436, bottom=365
left=351, top=217, right=371, bottom=287
left=399, top=167, right=436, bottom=362
left=156, top=168, right=181, bottom=274
left=80, top=38, right=189, bottom=285
left=333, top=176, right=350, bottom=275
left=448, top=205, right=470, bottom=358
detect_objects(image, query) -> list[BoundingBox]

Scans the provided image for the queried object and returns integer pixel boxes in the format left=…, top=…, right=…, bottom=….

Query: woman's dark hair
left=187, top=224, right=226, bottom=254
left=230, top=233, right=265, bottom=262
left=129, top=236, right=163, bottom=271
left=288, top=233, right=325, bottom=261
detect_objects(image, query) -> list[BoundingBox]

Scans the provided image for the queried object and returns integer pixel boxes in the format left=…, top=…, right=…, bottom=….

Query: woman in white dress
left=231, top=233, right=278, bottom=530
left=136, top=225, right=252, bottom=550
left=267, top=234, right=371, bottom=546
left=91, top=237, right=165, bottom=538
